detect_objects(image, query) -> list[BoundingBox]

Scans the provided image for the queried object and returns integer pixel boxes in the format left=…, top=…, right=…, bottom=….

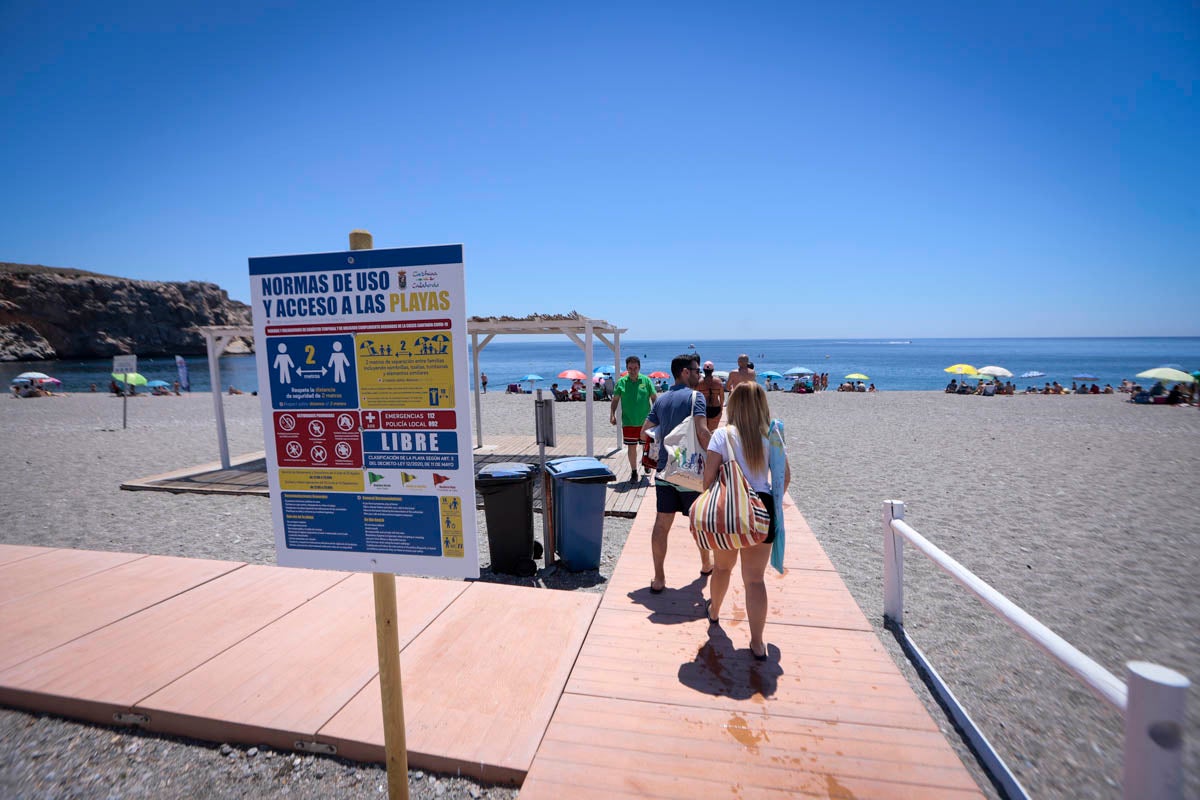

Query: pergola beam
left=201, top=315, right=628, bottom=466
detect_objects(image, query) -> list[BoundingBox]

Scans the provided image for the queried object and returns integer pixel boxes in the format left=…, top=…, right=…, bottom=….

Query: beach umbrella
left=1072, top=373, right=1099, bottom=382
left=112, top=372, right=148, bottom=386
left=1020, top=370, right=1046, bottom=379
left=784, top=366, right=815, bottom=376
left=845, top=373, right=869, bottom=380
left=759, top=370, right=784, bottom=379
left=977, top=366, right=1013, bottom=378
left=1136, top=367, right=1195, bottom=384
left=648, top=371, right=669, bottom=379
left=39, top=377, right=61, bottom=385
left=944, top=364, right=978, bottom=375
left=16, top=371, right=51, bottom=381
left=146, top=380, right=171, bottom=388
left=592, top=366, right=612, bottom=374
left=557, top=369, right=587, bottom=380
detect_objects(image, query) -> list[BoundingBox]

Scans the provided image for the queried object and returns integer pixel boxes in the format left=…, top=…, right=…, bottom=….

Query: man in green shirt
left=609, top=355, right=657, bottom=483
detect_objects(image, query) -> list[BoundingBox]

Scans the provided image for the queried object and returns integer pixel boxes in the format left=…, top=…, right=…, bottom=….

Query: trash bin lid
left=548, top=457, right=615, bottom=483
left=545, top=457, right=596, bottom=477
left=476, top=462, right=536, bottom=485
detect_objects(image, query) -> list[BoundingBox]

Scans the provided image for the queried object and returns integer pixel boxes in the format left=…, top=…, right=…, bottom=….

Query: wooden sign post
left=252, top=230, right=478, bottom=800
left=349, top=229, right=411, bottom=800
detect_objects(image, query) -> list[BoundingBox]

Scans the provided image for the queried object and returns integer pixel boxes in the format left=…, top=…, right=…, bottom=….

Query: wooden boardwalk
left=120, top=435, right=650, bottom=517
left=0, top=547, right=596, bottom=784
left=518, top=495, right=984, bottom=799
left=0, top=487, right=984, bottom=796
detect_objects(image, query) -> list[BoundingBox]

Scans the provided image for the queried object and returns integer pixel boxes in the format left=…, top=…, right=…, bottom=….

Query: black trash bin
left=476, top=462, right=541, bottom=576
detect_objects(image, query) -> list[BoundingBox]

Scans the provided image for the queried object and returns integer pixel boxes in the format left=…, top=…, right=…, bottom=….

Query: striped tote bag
left=688, top=455, right=771, bottom=550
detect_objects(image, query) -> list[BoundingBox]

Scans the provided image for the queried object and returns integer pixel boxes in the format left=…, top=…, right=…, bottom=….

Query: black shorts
left=757, top=491, right=777, bottom=545
left=655, top=483, right=700, bottom=515
left=705, top=407, right=722, bottom=419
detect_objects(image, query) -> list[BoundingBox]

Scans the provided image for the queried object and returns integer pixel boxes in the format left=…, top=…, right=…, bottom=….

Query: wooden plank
left=0, top=565, right=348, bottom=725
left=0, top=544, right=59, bottom=567
left=521, top=694, right=983, bottom=799
left=125, top=451, right=267, bottom=485
left=0, top=548, right=144, bottom=606
left=318, top=583, right=600, bottom=784
left=603, top=558, right=872, bottom=632
left=0, top=554, right=243, bottom=673
left=566, top=608, right=940, bottom=731
left=600, top=492, right=843, bottom=621
left=135, top=574, right=466, bottom=752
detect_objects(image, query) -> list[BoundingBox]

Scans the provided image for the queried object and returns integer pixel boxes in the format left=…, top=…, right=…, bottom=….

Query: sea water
left=3, top=338, right=1198, bottom=395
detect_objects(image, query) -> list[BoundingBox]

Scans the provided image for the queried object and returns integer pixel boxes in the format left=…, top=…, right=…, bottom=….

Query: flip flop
left=750, top=645, right=768, bottom=662
left=705, top=599, right=720, bottom=625
left=649, top=582, right=665, bottom=595
left=700, top=567, right=713, bottom=576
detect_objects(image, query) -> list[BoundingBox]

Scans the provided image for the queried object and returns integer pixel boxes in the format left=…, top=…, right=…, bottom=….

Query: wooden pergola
left=199, top=325, right=254, bottom=470
left=467, top=314, right=627, bottom=457
left=199, top=313, right=626, bottom=469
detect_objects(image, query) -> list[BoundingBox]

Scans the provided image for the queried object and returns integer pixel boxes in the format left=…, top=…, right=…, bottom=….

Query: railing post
left=883, top=500, right=904, bottom=626
left=1123, top=661, right=1189, bottom=800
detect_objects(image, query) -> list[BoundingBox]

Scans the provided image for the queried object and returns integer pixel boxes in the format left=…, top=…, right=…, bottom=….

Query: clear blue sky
left=2, top=1, right=1197, bottom=339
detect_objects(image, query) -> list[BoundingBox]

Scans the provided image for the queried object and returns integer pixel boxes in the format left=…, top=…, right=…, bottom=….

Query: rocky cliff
left=0, top=262, right=253, bottom=361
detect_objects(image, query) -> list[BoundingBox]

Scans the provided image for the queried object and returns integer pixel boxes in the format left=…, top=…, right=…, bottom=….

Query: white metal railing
left=882, top=500, right=1189, bottom=800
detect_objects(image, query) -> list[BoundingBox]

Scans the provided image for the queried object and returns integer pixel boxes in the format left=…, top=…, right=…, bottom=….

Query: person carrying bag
left=689, top=429, right=770, bottom=550
left=696, top=382, right=790, bottom=662
left=640, top=355, right=714, bottom=594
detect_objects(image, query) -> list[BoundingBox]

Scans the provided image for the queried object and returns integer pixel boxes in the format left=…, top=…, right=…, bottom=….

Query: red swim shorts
left=622, top=425, right=642, bottom=445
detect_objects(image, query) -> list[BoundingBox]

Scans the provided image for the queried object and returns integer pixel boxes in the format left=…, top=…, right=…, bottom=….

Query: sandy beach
left=1, top=390, right=1196, bottom=799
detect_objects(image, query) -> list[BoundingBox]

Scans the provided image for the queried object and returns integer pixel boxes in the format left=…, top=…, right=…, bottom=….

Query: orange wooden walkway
left=0, top=492, right=983, bottom=796
left=518, top=495, right=984, bottom=799
left=0, top=546, right=595, bottom=784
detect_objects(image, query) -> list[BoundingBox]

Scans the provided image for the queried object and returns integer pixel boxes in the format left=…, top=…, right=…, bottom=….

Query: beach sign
left=113, top=354, right=137, bottom=429
left=112, top=354, right=137, bottom=375
left=249, top=244, right=478, bottom=578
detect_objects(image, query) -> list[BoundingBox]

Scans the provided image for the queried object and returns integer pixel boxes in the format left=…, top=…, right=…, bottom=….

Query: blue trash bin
left=543, top=457, right=593, bottom=564
left=545, top=457, right=615, bottom=571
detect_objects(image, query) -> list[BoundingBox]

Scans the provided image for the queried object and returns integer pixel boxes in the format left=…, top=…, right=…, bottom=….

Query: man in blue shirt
left=640, top=353, right=712, bottom=593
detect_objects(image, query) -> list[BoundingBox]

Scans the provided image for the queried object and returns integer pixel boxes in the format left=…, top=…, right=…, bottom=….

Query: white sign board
left=248, top=245, right=478, bottom=578
left=112, top=354, right=137, bottom=374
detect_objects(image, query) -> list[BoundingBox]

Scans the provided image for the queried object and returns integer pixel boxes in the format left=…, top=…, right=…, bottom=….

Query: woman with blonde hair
left=702, top=381, right=790, bottom=660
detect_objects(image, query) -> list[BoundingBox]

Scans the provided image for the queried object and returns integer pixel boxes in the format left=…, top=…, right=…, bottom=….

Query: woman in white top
left=702, top=382, right=790, bottom=661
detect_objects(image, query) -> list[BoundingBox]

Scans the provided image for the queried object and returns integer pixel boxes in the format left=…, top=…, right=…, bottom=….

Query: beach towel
left=768, top=418, right=787, bottom=574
